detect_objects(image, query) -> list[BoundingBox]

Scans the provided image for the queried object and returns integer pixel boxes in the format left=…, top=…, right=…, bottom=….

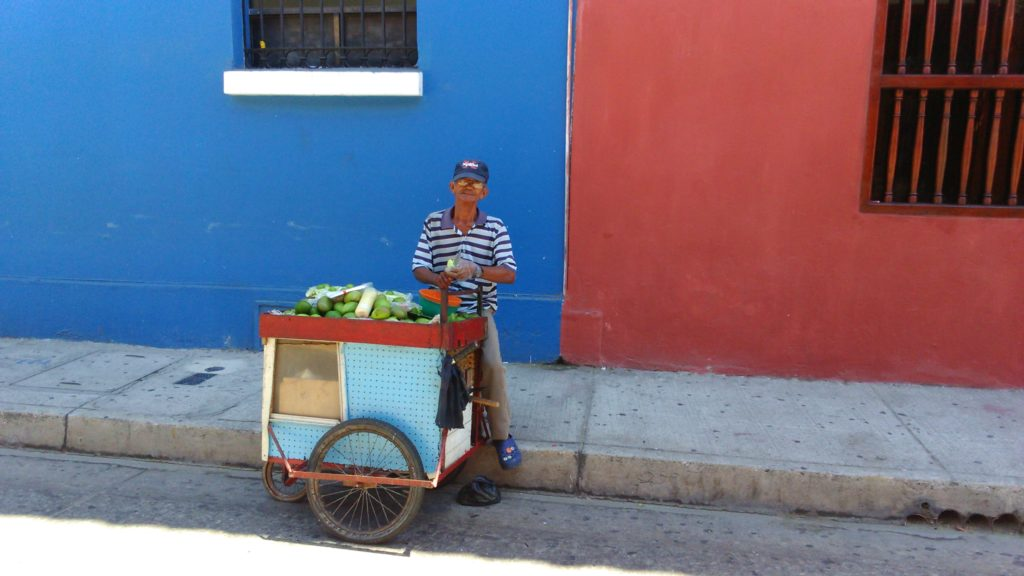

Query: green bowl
left=418, top=295, right=441, bottom=317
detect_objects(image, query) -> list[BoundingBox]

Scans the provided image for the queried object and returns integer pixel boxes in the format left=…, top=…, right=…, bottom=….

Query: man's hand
left=414, top=266, right=453, bottom=289
left=435, top=271, right=454, bottom=289
left=444, top=260, right=480, bottom=282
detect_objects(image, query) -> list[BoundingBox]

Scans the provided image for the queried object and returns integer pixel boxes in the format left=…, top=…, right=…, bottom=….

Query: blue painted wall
left=0, top=2, right=568, bottom=361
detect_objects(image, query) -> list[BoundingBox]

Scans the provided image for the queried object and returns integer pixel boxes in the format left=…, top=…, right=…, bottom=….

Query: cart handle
left=440, top=286, right=485, bottom=318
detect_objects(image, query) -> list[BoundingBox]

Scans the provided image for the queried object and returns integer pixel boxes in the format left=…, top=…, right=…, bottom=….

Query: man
left=412, top=159, right=521, bottom=470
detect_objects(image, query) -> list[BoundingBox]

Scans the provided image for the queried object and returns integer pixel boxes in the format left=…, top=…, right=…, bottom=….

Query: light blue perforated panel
left=344, top=343, right=443, bottom=470
left=268, top=420, right=333, bottom=460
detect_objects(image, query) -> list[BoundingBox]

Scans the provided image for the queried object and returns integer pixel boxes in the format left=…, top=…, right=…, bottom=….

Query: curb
left=2, top=408, right=1022, bottom=525
left=0, top=407, right=67, bottom=449
left=66, top=414, right=260, bottom=468
left=578, top=448, right=1024, bottom=521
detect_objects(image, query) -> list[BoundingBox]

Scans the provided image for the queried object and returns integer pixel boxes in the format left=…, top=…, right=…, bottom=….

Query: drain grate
left=905, top=501, right=1023, bottom=536
left=174, top=373, right=217, bottom=386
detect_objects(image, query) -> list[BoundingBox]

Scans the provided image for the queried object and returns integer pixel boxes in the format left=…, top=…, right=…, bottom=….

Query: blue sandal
left=494, top=435, right=522, bottom=470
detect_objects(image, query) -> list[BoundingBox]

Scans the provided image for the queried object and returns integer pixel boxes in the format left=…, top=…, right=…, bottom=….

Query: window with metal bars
left=242, top=0, right=417, bottom=69
left=863, top=0, right=1024, bottom=216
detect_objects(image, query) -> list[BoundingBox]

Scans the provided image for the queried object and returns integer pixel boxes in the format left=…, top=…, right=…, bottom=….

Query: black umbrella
left=436, top=353, right=470, bottom=429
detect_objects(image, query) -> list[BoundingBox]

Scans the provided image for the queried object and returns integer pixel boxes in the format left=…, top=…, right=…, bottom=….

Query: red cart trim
left=259, top=314, right=485, bottom=349
left=289, top=470, right=436, bottom=489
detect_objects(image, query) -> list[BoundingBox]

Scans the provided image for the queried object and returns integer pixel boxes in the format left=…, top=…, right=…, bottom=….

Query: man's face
left=450, top=177, right=489, bottom=202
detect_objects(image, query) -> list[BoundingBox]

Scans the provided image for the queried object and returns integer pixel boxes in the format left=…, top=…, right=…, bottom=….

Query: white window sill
left=223, top=69, right=422, bottom=97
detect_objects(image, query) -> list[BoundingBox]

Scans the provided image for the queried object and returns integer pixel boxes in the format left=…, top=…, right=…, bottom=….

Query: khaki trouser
left=481, top=309, right=511, bottom=440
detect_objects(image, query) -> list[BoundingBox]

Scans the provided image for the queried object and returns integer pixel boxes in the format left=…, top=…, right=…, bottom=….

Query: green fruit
left=416, top=317, right=431, bottom=324
left=316, top=296, right=333, bottom=314
left=340, top=301, right=358, bottom=314
left=295, top=300, right=312, bottom=314
left=325, top=310, right=342, bottom=318
left=374, top=295, right=389, bottom=307
left=370, top=306, right=391, bottom=320
left=332, top=302, right=346, bottom=313
left=392, top=295, right=406, bottom=303
left=296, top=313, right=309, bottom=317
left=392, top=307, right=408, bottom=320
left=344, top=290, right=362, bottom=303
left=343, top=312, right=356, bottom=319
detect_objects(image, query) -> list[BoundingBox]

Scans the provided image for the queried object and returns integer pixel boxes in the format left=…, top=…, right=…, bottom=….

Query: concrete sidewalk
left=1, top=337, right=1021, bottom=529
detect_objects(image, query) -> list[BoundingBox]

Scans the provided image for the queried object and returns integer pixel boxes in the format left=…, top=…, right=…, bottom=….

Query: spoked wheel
left=261, top=460, right=308, bottom=503
left=307, top=418, right=425, bottom=544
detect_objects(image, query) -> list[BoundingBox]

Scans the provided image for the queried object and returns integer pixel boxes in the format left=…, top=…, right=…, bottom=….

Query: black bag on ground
left=457, top=475, right=501, bottom=506
left=436, top=353, right=470, bottom=429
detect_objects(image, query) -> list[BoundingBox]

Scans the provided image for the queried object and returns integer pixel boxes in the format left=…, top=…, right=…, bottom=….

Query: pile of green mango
left=367, top=291, right=429, bottom=323
left=282, top=283, right=477, bottom=323
left=292, top=290, right=367, bottom=319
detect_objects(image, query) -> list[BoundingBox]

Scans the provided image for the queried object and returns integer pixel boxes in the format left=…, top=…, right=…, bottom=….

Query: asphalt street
left=1, top=447, right=1021, bottom=576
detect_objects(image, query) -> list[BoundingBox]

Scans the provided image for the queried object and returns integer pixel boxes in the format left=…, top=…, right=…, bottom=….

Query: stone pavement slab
left=585, top=372, right=942, bottom=473
left=504, top=363, right=593, bottom=445
left=0, top=339, right=97, bottom=386
left=872, top=384, right=1024, bottom=485
left=0, top=386, right=102, bottom=410
left=13, top=349, right=182, bottom=392
left=216, top=393, right=263, bottom=424
left=78, top=351, right=261, bottom=419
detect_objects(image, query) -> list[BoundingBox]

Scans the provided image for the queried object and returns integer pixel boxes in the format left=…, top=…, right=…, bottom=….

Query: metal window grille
left=242, top=0, right=417, bottom=69
left=863, top=0, right=1024, bottom=216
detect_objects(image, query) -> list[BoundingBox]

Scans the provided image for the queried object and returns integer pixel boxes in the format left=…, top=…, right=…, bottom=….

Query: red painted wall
left=563, top=0, right=1024, bottom=388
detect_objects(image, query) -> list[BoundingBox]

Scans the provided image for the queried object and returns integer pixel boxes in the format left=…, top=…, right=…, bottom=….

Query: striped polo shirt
left=412, top=207, right=516, bottom=312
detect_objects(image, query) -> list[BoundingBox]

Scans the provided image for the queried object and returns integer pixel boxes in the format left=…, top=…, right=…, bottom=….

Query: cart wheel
left=261, top=461, right=307, bottom=503
left=307, top=418, right=425, bottom=544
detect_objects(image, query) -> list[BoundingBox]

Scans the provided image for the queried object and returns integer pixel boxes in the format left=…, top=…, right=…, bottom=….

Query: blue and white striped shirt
left=412, top=207, right=516, bottom=312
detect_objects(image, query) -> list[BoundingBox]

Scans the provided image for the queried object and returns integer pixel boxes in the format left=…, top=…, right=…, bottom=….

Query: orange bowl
left=418, top=289, right=461, bottom=315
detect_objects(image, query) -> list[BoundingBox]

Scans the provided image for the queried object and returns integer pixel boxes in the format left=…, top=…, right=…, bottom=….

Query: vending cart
left=258, top=292, right=490, bottom=544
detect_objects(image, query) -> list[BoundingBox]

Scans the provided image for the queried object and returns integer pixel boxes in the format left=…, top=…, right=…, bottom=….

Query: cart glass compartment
left=271, top=341, right=341, bottom=421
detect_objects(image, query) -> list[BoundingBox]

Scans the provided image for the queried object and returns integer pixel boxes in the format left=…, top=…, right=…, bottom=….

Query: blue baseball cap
left=452, top=159, right=489, bottom=183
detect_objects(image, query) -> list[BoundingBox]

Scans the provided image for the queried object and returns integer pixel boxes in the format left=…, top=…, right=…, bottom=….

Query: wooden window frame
left=861, top=0, right=1024, bottom=218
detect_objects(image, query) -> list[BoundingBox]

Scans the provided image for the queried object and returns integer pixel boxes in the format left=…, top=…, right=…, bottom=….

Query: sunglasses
left=454, top=178, right=485, bottom=190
